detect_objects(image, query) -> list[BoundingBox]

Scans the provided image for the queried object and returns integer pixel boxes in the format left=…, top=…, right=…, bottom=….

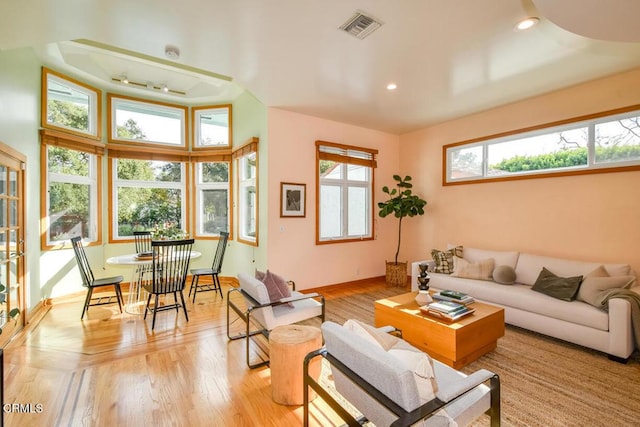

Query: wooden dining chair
left=71, top=236, right=125, bottom=319
left=133, top=231, right=152, bottom=254
left=143, top=238, right=194, bottom=330
left=132, top=231, right=154, bottom=294
left=189, top=231, right=229, bottom=302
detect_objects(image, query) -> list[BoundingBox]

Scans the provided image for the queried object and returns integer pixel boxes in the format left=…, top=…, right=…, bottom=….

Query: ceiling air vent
left=339, top=10, right=384, bottom=39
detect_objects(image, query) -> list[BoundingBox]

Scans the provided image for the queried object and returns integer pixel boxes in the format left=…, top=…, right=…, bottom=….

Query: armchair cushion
left=238, top=273, right=270, bottom=305
left=343, top=319, right=398, bottom=350
left=388, top=339, right=438, bottom=402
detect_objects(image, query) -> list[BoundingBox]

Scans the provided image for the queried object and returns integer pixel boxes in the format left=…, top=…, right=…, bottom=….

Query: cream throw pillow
left=451, top=256, right=495, bottom=280
left=577, top=266, right=636, bottom=306
left=342, top=319, right=398, bottom=351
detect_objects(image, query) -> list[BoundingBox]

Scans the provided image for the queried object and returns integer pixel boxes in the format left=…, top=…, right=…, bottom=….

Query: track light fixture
left=111, top=76, right=185, bottom=95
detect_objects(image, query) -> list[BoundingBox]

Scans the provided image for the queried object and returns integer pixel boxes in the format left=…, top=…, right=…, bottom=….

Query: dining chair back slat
left=71, top=237, right=95, bottom=287
left=133, top=231, right=152, bottom=254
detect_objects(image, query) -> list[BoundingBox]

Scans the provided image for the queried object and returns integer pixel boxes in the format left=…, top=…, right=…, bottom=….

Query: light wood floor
left=3, top=277, right=392, bottom=427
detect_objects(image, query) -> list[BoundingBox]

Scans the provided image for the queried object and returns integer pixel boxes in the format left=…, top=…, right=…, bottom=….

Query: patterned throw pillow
left=431, top=246, right=463, bottom=274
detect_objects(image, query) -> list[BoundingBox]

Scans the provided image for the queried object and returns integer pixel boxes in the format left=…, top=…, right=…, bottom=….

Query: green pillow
left=531, top=267, right=583, bottom=301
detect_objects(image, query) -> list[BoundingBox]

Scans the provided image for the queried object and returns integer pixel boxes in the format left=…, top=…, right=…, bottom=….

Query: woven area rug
left=322, top=287, right=640, bottom=426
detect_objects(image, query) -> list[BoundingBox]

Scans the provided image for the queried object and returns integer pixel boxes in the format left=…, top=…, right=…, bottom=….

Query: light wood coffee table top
left=374, top=292, right=505, bottom=369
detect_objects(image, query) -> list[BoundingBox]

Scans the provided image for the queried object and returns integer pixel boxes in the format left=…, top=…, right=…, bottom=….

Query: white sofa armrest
left=607, top=297, right=634, bottom=359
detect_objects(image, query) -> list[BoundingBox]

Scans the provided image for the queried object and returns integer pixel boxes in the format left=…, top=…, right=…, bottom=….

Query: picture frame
left=280, top=182, right=306, bottom=218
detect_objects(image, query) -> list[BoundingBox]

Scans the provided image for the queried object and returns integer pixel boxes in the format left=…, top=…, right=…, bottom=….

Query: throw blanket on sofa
left=597, top=288, right=640, bottom=351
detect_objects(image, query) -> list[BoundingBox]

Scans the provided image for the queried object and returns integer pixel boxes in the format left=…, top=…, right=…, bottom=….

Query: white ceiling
left=2, top=0, right=640, bottom=135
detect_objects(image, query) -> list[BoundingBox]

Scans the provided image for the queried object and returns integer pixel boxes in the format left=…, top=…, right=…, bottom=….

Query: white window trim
left=445, top=107, right=640, bottom=184
left=44, top=71, right=100, bottom=138
left=319, top=165, right=372, bottom=241
left=238, top=154, right=257, bottom=244
left=46, top=148, right=99, bottom=245
left=111, top=159, right=186, bottom=240
left=195, top=162, right=230, bottom=237
left=109, top=96, right=187, bottom=148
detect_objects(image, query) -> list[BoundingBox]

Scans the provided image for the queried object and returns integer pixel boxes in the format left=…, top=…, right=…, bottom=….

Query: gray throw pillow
left=493, top=265, right=516, bottom=285
left=531, top=267, right=583, bottom=301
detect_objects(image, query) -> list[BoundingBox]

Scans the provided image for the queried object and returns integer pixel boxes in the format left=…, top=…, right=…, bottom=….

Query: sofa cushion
left=461, top=246, right=519, bottom=270
left=516, top=253, right=600, bottom=286
left=451, top=256, right=495, bottom=280
left=431, top=246, right=463, bottom=274
left=492, top=265, right=516, bottom=285
left=429, top=273, right=609, bottom=331
left=531, top=267, right=583, bottom=301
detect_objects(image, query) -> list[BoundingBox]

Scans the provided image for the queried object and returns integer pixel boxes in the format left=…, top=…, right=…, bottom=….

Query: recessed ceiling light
left=386, top=83, right=397, bottom=90
left=515, top=17, right=540, bottom=31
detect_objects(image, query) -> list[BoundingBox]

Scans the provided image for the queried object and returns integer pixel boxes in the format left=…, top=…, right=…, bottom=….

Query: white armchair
left=227, top=273, right=325, bottom=368
left=304, top=321, right=500, bottom=426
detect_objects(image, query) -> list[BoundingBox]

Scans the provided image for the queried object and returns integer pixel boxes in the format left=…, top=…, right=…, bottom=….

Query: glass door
left=0, top=142, right=25, bottom=347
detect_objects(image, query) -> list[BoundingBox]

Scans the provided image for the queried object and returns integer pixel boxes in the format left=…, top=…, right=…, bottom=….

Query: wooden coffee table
left=374, top=292, right=504, bottom=369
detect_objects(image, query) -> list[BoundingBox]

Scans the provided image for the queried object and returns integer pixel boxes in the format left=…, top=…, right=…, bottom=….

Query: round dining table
left=106, top=251, right=202, bottom=314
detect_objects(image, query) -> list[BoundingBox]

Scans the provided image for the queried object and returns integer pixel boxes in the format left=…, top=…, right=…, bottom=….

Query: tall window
left=110, top=158, right=186, bottom=240
left=40, top=130, right=105, bottom=249
left=41, top=67, right=102, bottom=140
left=233, top=139, right=258, bottom=246
left=316, top=140, right=377, bottom=243
left=194, top=161, right=230, bottom=237
left=45, top=146, right=99, bottom=245
left=445, top=106, right=640, bottom=184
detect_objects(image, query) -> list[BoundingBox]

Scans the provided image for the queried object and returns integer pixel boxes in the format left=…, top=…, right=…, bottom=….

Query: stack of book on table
left=420, top=299, right=475, bottom=321
left=432, top=290, right=475, bottom=305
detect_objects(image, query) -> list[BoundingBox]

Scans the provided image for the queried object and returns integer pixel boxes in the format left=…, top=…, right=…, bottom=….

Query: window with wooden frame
left=316, top=140, right=377, bottom=244
left=40, top=130, right=104, bottom=249
left=192, top=105, right=232, bottom=149
left=192, top=154, right=232, bottom=239
left=233, top=138, right=258, bottom=246
left=41, top=67, right=102, bottom=140
left=444, top=105, right=640, bottom=185
left=107, top=148, right=189, bottom=242
left=107, top=94, right=188, bottom=148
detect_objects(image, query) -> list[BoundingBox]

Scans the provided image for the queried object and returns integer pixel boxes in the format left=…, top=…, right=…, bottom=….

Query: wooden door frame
left=0, top=140, right=26, bottom=347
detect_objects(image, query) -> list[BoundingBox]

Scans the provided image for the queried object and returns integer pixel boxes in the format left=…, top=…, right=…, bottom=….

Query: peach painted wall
left=266, top=108, right=400, bottom=289
left=400, top=67, right=640, bottom=275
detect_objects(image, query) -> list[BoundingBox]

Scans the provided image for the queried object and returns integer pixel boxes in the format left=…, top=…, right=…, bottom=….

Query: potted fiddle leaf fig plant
left=378, top=175, right=427, bottom=287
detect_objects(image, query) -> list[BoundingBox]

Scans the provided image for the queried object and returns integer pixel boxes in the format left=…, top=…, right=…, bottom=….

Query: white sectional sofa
left=411, top=246, right=637, bottom=361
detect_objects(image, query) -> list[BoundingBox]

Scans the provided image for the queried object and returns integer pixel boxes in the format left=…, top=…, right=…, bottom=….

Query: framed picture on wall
left=280, top=182, right=306, bottom=218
